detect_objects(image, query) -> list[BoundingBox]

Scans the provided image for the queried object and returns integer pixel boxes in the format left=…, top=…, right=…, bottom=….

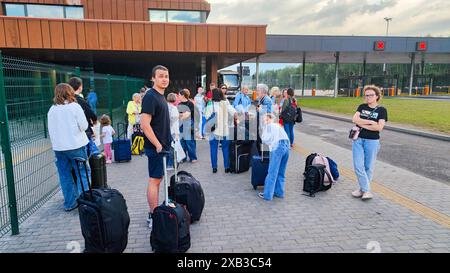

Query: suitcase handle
left=161, top=150, right=171, bottom=206
left=74, top=157, right=93, bottom=201
left=116, top=122, right=128, bottom=140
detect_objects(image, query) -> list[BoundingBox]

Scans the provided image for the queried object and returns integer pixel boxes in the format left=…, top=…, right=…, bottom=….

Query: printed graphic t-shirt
left=356, top=104, right=388, bottom=140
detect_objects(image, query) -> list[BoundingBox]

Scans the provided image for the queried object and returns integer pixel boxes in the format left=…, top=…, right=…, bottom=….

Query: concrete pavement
left=0, top=128, right=449, bottom=253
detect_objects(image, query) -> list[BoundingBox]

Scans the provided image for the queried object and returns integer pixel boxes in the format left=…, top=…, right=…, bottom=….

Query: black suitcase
left=89, top=153, right=108, bottom=189
left=75, top=159, right=130, bottom=253
left=169, top=168, right=205, bottom=222
left=150, top=152, right=191, bottom=253
left=229, top=125, right=253, bottom=173
left=230, top=141, right=253, bottom=173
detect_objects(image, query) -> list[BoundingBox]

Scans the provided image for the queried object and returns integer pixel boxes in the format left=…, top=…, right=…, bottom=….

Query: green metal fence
left=0, top=52, right=144, bottom=236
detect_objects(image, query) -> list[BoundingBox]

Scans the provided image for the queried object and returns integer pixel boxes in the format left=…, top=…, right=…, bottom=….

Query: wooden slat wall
left=0, top=17, right=267, bottom=53
left=0, top=0, right=211, bottom=21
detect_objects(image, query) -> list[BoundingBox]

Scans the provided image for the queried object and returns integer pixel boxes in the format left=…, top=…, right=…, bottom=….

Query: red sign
left=374, top=41, right=386, bottom=51
left=416, top=41, right=427, bottom=51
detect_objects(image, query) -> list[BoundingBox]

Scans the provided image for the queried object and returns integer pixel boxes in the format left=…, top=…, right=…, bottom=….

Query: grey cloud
left=207, top=0, right=450, bottom=36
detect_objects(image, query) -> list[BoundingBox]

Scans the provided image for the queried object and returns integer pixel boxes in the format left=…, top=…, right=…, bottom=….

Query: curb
left=302, top=109, right=450, bottom=142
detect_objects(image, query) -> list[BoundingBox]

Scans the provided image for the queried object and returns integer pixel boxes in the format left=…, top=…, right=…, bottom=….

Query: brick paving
left=1, top=129, right=449, bottom=253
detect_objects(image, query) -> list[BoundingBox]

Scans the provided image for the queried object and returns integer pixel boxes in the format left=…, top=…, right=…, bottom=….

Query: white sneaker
left=362, top=192, right=373, bottom=200
left=351, top=189, right=363, bottom=198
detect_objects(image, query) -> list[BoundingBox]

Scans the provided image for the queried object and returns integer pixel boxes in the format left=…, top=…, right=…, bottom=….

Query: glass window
left=168, top=10, right=201, bottom=23
left=27, top=4, right=64, bottom=19
left=222, top=74, right=240, bottom=89
left=149, top=10, right=167, bottom=22
left=149, top=10, right=206, bottom=23
left=4, top=4, right=26, bottom=17
left=65, top=6, right=84, bottom=19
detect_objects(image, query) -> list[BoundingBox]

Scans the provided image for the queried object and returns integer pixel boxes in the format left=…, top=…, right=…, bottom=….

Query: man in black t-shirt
left=140, top=65, right=171, bottom=229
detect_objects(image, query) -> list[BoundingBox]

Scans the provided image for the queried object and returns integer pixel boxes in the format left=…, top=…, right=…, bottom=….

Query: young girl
left=100, top=115, right=115, bottom=163
left=258, top=113, right=290, bottom=201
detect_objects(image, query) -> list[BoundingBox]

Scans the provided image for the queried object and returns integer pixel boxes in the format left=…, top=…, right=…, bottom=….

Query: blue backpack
left=326, top=157, right=339, bottom=181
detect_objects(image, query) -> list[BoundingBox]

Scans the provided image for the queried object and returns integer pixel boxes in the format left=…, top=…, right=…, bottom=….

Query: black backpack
left=303, top=164, right=333, bottom=197
left=296, top=107, right=303, bottom=123
left=280, top=99, right=297, bottom=123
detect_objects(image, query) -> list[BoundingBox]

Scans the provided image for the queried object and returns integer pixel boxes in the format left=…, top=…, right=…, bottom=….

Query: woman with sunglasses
left=351, top=85, right=388, bottom=200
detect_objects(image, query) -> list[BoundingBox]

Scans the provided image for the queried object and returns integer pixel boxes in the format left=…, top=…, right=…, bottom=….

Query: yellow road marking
left=292, top=145, right=450, bottom=229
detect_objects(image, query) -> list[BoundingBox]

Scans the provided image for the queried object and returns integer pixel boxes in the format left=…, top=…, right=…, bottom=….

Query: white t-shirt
left=102, top=125, right=115, bottom=144
left=261, top=122, right=289, bottom=151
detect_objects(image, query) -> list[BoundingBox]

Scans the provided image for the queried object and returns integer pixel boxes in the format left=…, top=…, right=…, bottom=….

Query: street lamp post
left=383, top=17, right=392, bottom=74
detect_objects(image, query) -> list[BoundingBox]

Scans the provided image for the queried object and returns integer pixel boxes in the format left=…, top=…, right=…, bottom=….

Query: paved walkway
left=1, top=128, right=449, bottom=253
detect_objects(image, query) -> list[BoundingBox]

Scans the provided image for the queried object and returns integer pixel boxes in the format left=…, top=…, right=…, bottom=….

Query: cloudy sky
left=207, top=0, right=450, bottom=37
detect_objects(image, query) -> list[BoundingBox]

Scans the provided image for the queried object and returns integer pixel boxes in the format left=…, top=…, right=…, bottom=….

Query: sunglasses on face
left=365, top=94, right=376, bottom=97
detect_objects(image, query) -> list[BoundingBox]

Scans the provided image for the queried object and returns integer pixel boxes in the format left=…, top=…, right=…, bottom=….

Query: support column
left=239, top=62, right=243, bottom=90
left=421, top=58, right=425, bottom=75
left=409, top=53, right=416, bottom=96
left=206, top=55, right=218, bottom=90
left=255, top=56, right=260, bottom=87
left=362, top=56, right=367, bottom=93
left=334, top=52, right=340, bottom=98
left=302, top=52, right=306, bottom=97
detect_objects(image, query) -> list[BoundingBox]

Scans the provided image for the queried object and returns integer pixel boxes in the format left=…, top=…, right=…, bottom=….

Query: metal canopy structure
left=247, top=35, right=450, bottom=96
left=249, top=35, right=450, bottom=64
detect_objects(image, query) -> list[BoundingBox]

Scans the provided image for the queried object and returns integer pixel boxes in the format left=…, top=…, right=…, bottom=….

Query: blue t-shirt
left=233, top=92, right=252, bottom=113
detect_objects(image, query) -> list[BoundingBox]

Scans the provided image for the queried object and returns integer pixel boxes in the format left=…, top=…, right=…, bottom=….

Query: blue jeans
left=209, top=136, right=230, bottom=169
left=352, top=138, right=380, bottom=193
left=263, top=140, right=290, bottom=200
left=283, top=122, right=295, bottom=145
left=181, top=139, right=197, bottom=161
left=54, top=146, right=90, bottom=210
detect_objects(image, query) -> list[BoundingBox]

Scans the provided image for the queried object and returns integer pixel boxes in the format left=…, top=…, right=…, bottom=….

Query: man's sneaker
left=147, top=212, right=153, bottom=229
left=257, top=192, right=265, bottom=200
left=351, top=189, right=363, bottom=198
left=362, top=192, right=373, bottom=200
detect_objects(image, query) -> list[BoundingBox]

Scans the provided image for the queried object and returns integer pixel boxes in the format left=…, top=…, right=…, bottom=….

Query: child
left=258, top=113, right=290, bottom=201
left=100, top=115, right=115, bottom=164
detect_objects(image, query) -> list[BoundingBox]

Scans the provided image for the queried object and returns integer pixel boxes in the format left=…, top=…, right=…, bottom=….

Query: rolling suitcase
left=89, top=153, right=108, bottom=189
left=229, top=125, right=253, bottom=174
left=251, top=144, right=270, bottom=190
left=75, top=158, right=130, bottom=253
left=169, top=148, right=205, bottom=222
left=150, top=152, right=191, bottom=253
left=113, top=123, right=132, bottom=162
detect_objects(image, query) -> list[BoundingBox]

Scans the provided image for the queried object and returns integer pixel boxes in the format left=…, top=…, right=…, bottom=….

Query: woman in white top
left=258, top=113, right=290, bottom=201
left=204, top=88, right=237, bottom=173
left=47, top=83, right=90, bottom=211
